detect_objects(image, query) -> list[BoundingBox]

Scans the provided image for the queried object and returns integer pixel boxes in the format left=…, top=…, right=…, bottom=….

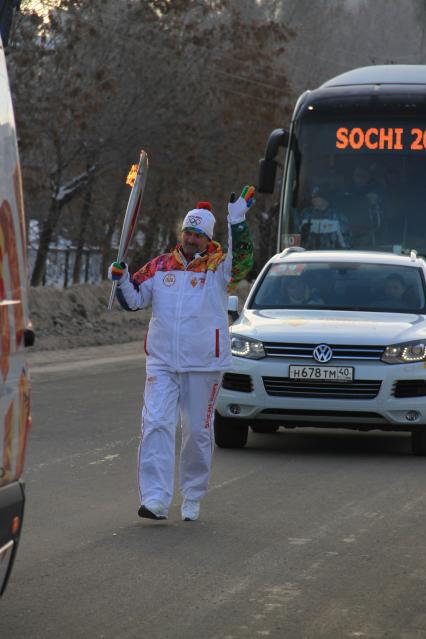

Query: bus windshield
left=281, top=116, right=426, bottom=255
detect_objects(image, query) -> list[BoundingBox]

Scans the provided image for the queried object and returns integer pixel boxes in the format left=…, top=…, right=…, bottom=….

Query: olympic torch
left=107, top=150, right=149, bottom=310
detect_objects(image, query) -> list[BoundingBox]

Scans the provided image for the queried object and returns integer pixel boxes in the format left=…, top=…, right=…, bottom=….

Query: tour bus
left=258, top=65, right=426, bottom=255
left=0, top=36, right=33, bottom=594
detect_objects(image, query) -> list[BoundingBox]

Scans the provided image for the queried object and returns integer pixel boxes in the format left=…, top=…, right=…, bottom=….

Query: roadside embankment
left=28, top=280, right=252, bottom=352
left=29, top=281, right=150, bottom=352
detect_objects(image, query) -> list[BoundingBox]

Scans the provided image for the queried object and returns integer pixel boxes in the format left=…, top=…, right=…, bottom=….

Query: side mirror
left=227, top=295, right=239, bottom=323
left=24, top=321, right=35, bottom=348
left=24, top=328, right=35, bottom=348
left=257, top=128, right=289, bottom=194
left=258, top=158, right=278, bottom=194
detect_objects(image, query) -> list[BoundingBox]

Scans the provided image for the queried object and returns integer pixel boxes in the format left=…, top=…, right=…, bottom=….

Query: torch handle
left=107, top=281, right=118, bottom=311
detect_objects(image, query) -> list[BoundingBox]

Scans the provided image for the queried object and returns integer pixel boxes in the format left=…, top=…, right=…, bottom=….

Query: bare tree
left=11, top=0, right=293, bottom=284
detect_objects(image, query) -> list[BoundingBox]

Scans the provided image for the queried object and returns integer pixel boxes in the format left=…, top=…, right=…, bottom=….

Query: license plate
left=289, top=365, right=354, bottom=382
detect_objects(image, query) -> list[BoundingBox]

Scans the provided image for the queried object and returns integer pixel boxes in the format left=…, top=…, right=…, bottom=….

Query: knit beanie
left=181, top=201, right=216, bottom=240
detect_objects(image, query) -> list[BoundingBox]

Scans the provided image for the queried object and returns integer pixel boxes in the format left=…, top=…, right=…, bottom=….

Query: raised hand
left=228, top=185, right=255, bottom=222
left=108, top=261, right=128, bottom=283
left=241, top=185, right=255, bottom=208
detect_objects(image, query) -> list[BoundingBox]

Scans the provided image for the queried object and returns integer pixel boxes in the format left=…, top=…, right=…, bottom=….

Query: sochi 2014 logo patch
left=187, top=215, right=202, bottom=226
left=163, top=273, right=176, bottom=287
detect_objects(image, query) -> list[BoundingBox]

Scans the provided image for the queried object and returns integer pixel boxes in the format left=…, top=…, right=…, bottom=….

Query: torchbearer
left=108, top=186, right=255, bottom=522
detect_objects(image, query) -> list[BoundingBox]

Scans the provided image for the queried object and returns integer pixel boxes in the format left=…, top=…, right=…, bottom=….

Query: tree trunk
left=30, top=198, right=62, bottom=287
left=72, top=185, right=92, bottom=285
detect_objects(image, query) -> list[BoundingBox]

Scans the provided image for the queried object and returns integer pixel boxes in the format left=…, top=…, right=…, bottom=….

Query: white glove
left=228, top=185, right=255, bottom=223
left=108, top=261, right=129, bottom=284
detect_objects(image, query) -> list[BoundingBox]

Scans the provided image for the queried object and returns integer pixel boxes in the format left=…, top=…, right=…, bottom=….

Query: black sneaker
left=138, top=501, right=168, bottom=520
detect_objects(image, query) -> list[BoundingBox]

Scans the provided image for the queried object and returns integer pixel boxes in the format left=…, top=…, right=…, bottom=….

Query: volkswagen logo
left=313, top=344, right=333, bottom=363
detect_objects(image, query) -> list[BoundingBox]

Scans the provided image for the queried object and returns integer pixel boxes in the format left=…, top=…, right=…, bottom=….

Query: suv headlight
left=382, top=340, right=426, bottom=364
left=231, top=334, right=266, bottom=359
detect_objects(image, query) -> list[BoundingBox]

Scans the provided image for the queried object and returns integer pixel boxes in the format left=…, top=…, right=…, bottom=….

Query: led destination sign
left=336, top=127, right=426, bottom=151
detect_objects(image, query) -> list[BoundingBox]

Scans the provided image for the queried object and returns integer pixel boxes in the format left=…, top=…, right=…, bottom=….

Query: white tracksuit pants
left=137, top=369, right=222, bottom=508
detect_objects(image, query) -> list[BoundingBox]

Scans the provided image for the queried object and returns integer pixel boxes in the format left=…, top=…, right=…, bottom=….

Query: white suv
left=215, top=249, right=426, bottom=454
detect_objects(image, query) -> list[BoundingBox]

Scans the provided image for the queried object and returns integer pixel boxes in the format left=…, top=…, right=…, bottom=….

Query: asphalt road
left=1, top=346, right=426, bottom=639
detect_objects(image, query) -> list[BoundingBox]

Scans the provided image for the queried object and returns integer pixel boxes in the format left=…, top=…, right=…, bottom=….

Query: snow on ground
left=28, top=279, right=252, bottom=353
left=29, top=281, right=151, bottom=352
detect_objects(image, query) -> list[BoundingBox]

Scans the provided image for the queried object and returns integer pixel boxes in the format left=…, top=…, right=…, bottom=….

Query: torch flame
left=126, top=164, right=138, bottom=187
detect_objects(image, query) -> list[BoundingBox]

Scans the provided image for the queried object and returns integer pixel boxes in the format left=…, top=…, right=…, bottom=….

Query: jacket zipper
left=175, top=252, right=207, bottom=367
left=174, top=266, right=188, bottom=368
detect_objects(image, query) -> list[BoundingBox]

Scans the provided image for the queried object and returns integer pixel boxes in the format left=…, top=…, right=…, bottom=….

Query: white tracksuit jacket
left=115, top=217, right=254, bottom=372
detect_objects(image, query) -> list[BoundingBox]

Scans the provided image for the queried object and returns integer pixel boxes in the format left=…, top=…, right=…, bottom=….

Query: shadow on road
left=235, top=428, right=414, bottom=458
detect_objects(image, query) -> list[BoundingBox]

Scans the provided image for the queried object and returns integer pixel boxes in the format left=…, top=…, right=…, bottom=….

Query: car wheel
left=251, top=424, right=279, bottom=434
left=412, top=430, right=426, bottom=456
left=214, top=412, right=248, bottom=448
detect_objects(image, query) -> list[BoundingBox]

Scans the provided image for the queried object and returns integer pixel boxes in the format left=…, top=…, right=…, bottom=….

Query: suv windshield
left=250, top=262, right=426, bottom=313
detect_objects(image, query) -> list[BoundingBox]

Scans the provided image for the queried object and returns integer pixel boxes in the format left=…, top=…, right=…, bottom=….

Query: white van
left=0, top=29, right=33, bottom=595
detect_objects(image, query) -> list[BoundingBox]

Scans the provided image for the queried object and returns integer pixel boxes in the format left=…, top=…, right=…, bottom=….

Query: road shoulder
left=28, top=341, right=146, bottom=375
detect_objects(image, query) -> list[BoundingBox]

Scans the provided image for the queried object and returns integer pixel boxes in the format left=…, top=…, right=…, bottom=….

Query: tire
left=412, top=430, right=426, bottom=456
left=251, top=423, right=279, bottom=434
left=214, top=412, right=248, bottom=448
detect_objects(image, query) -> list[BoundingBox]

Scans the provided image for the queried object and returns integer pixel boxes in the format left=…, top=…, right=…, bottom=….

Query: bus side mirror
left=257, top=128, right=289, bottom=194
left=258, top=158, right=278, bottom=194
left=227, top=295, right=239, bottom=323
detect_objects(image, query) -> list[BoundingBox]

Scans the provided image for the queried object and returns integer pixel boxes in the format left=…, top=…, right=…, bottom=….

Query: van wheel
left=214, top=412, right=248, bottom=448
left=412, top=430, right=426, bottom=456
left=251, top=424, right=279, bottom=434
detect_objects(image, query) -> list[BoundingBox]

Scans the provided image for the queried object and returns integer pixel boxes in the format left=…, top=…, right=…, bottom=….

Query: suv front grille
left=263, top=342, right=384, bottom=361
left=263, top=376, right=381, bottom=400
left=222, top=373, right=253, bottom=393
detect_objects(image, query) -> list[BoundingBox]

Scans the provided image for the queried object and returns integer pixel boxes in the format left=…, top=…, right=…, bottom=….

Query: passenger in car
left=286, top=275, right=324, bottom=305
left=377, top=273, right=418, bottom=308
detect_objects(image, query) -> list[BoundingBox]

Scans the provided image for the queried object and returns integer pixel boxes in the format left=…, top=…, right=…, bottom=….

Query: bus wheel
left=214, top=412, right=248, bottom=449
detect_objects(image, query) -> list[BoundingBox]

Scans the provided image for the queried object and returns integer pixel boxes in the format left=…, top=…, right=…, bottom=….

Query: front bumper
left=216, top=356, right=426, bottom=430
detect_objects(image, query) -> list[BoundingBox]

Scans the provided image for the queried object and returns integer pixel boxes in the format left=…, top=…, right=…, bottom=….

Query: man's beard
left=183, top=243, right=198, bottom=255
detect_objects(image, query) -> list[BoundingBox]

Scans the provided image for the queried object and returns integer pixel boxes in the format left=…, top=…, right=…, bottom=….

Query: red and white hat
left=182, top=201, right=216, bottom=240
